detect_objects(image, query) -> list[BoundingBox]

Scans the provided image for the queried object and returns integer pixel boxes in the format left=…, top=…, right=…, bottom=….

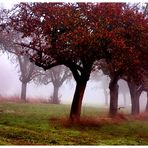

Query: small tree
left=0, top=25, right=41, bottom=102
left=17, top=54, right=39, bottom=101
left=90, top=69, right=110, bottom=106
left=34, top=65, right=72, bottom=104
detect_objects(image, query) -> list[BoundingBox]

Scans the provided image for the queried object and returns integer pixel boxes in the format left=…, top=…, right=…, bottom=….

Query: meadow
left=0, top=101, right=147, bottom=145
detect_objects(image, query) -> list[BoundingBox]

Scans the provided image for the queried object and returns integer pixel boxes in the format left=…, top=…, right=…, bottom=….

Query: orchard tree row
left=0, top=3, right=148, bottom=122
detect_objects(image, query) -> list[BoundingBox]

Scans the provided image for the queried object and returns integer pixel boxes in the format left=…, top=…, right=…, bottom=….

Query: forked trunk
left=70, top=81, right=87, bottom=122
left=21, top=82, right=27, bottom=102
left=109, top=83, right=119, bottom=117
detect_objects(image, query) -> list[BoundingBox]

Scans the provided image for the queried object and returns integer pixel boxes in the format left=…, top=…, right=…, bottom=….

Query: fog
left=0, top=53, right=105, bottom=105
left=0, top=53, right=147, bottom=111
left=0, top=1, right=147, bottom=111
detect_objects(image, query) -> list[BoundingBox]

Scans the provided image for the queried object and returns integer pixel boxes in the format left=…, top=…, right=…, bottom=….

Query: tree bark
left=109, top=83, right=119, bottom=117
left=52, top=85, right=60, bottom=104
left=70, top=81, right=87, bottom=122
left=109, top=71, right=121, bottom=117
left=128, top=82, right=142, bottom=115
left=145, top=92, right=148, bottom=112
left=21, top=82, right=27, bottom=102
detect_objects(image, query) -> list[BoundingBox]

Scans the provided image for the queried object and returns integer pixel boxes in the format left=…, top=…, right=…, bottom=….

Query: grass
left=0, top=101, right=148, bottom=145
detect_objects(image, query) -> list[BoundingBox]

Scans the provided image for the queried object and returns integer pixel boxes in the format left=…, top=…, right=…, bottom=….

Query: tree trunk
left=21, top=82, right=27, bottom=102
left=70, top=81, right=87, bottom=122
left=145, top=92, right=148, bottom=112
left=52, top=85, right=60, bottom=104
left=109, top=83, right=119, bottom=117
left=104, top=89, right=108, bottom=106
left=130, top=92, right=141, bottom=115
left=109, top=71, right=120, bottom=117
left=128, top=82, right=142, bottom=115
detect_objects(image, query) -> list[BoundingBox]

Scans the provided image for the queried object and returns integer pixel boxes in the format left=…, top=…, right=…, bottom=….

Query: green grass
left=0, top=102, right=147, bottom=145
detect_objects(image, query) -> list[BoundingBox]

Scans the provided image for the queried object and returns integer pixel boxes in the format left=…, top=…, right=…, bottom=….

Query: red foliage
left=8, top=3, right=147, bottom=81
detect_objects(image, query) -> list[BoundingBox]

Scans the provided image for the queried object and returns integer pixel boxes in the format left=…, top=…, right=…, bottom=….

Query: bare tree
left=118, top=80, right=129, bottom=107
left=34, top=65, right=72, bottom=104
left=16, top=54, right=40, bottom=101
left=91, top=70, right=110, bottom=106
left=0, top=20, right=41, bottom=101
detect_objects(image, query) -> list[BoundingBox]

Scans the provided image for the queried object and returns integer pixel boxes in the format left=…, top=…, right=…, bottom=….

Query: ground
left=0, top=102, right=147, bottom=145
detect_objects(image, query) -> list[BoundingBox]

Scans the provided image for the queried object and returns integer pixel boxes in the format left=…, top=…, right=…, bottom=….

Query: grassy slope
left=0, top=102, right=147, bottom=145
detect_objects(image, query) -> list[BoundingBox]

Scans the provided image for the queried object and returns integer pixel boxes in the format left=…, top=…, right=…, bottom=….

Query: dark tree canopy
left=8, top=3, right=147, bottom=81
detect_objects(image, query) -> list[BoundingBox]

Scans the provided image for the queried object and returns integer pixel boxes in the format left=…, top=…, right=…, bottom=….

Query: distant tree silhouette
left=34, top=65, right=72, bottom=104
left=118, top=80, right=129, bottom=107
left=0, top=24, right=41, bottom=101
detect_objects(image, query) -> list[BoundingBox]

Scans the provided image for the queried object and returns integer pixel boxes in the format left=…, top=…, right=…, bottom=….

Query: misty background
left=0, top=1, right=147, bottom=111
left=0, top=51, right=147, bottom=110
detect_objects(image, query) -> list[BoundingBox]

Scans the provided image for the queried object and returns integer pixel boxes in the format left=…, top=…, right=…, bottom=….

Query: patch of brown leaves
left=49, top=112, right=148, bottom=128
left=49, top=113, right=130, bottom=128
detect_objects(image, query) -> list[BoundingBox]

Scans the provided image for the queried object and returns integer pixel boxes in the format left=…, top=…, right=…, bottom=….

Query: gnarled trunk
left=145, top=92, right=148, bottom=112
left=128, top=82, right=142, bottom=115
left=70, top=81, right=87, bottom=122
left=21, top=82, right=27, bottom=102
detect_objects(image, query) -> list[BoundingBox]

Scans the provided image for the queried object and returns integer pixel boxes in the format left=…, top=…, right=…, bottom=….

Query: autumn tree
left=124, top=3, right=148, bottom=115
left=87, top=3, right=147, bottom=116
left=8, top=2, right=121, bottom=120
left=99, top=3, right=147, bottom=116
left=8, top=3, right=103, bottom=122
